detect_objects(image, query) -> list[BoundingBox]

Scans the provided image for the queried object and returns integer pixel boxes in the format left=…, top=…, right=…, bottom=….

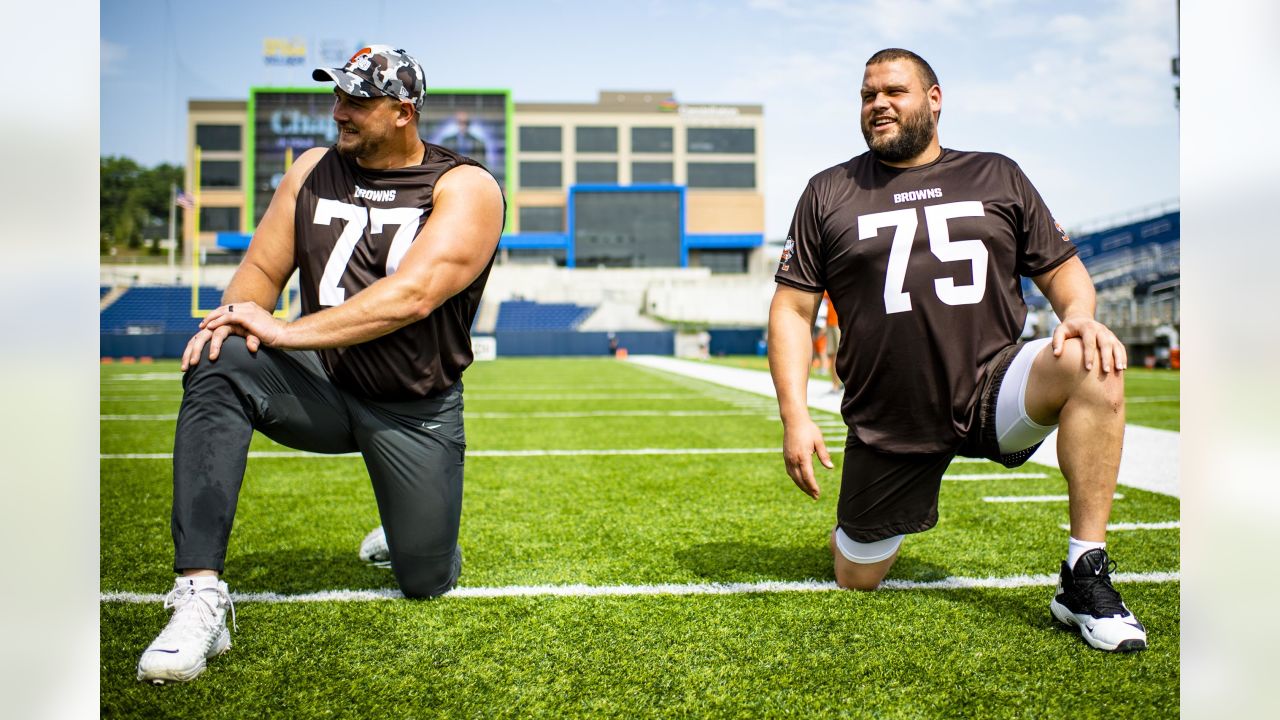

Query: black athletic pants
left=171, top=336, right=465, bottom=598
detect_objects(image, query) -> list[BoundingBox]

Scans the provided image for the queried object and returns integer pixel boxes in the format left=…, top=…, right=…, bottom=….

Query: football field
left=100, top=358, right=1180, bottom=717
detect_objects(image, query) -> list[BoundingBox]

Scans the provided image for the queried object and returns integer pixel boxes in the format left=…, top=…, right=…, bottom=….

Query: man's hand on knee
left=1052, top=317, right=1127, bottom=374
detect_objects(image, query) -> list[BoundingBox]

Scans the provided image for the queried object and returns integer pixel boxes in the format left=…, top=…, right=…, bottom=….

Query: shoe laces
left=1075, top=557, right=1127, bottom=617
left=163, top=581, right=238, bottom=633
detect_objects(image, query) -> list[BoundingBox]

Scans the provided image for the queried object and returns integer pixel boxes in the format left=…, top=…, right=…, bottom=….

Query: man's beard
left=335, top=127, right=382, bottom=161
left=862, top=104, right=935, bottom=163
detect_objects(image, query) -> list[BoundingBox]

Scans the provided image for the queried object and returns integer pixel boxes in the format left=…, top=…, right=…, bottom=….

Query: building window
left=520, top=161, right=562, bottom=188
left=200, top=160, right=241, bottom=189
left=687, top=127, right=756, bottom=154
left=692, top=249, right=748, bottom=274
left=505, top=248, right=567, bottom=266
left=199, top=207, right=240, bottom=233
left=632, top=162, right=674, bottom=184
left=519, top=206, right=565, bottom=233
left=195, top=124, right=242, bottom=152
left=519, top=126, right=561, bottom=152
left=687, top=162, right=755, bottom=188
left=576, top=161, right=618, bottom=184
left=575, top=126, right=618, bottom=153
left=631, top=127, right=673, bottom=153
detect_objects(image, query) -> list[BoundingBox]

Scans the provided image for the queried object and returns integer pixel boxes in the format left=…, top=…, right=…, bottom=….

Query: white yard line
left=101, top=410, right=777, bottom=422
left=627, top=355, right=1180, bottom=498
left=468, top=393, right=697, bottom=400
left=985, top=493, right=1124, bottom=503
left=944, top=473, right=1048, bottom=480
left=100, top=570, right=1179, bottom=604
left=1126, top=396, right=1180, bottom=404
left=1058, top=521, right=1180, bottom=531
left=104, top=447, right=809, bottom=460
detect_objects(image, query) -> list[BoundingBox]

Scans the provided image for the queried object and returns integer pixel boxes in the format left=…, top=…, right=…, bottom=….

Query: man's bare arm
left=1032, top=255, right=1127, bottom=373
left=201, top=164, right=504, bottom=350
left=182, top=148, right=325, bottom=369
left=768, top=284, right=831, bottom=499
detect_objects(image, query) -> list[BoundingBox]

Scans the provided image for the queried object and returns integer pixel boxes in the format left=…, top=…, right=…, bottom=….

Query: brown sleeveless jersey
left=294, top=143, right=500, bottom=400
left=776, top=149, right=1077, bottom=453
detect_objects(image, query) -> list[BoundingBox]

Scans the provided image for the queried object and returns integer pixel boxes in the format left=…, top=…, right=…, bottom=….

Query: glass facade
left=520, top=161, right=563, bottom=188
left=576, top=161, right=618, bottom=184
left=195, top=124, right=241, bottom=152
left=687, top=162, right=755, bottom=188
left=631, top=162, right=674, bottom=184
left=687, top=127, right=755, bottom=154
left=519, top=206, right=565, bottom=233
left=575, top=126, right=618, bottom=153
left=631, top=126, right=673, bottom=153
left=574, top=190, right=681, bottom=268
left=199, top=206, right=241, bottom=233
left=519, top=126, right=561, bottom=152
left=199, top=160, right=241, bottom=189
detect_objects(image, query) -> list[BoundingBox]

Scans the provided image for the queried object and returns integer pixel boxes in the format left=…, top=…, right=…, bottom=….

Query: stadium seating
left=101, top=286, right=299, bottom=334
left=100, top=286, right=224, bottom=335
left=494, top=300, right=595, bottom=331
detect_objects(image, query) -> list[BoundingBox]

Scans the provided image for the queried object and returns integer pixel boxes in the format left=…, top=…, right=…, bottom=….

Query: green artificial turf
left=697, top=356, right=1180, bottom=431
left=101, top=359, right=1179, bottom=717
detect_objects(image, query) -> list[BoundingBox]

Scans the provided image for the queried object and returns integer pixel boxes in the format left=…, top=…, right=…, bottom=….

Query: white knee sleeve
left=994, top=337, right=1056, bottom=455
left=834, top=527, right=903, bottom=564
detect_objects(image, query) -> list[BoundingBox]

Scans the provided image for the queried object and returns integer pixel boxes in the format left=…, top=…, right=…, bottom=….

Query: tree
left=100, top=156, right=185, bottom=255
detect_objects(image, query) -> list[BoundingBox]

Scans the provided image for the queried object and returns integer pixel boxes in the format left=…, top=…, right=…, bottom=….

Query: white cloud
left=101, top=39, right=127, bottom=76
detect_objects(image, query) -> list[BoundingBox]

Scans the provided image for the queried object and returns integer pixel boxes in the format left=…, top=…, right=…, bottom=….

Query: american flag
left=175, top=191, right=195, bottom=210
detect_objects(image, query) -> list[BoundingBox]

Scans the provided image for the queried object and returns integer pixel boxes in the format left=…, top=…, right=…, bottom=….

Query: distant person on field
left=768, top=48, right=1146, bottom=652
left=136, top=45, right=505, bottom=684
left=822, top=292, right=841, bottom=393
left=812, top=294, right=828, bottom=374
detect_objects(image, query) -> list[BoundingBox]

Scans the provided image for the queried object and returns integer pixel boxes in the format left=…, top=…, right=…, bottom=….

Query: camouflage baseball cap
left=312, top=45, right=426, bottom=111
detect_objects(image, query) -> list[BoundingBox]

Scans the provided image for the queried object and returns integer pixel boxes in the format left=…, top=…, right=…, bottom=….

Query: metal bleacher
left=493, top=300, right=595, bottom=331
left=100, top=286, right=224, bottom=335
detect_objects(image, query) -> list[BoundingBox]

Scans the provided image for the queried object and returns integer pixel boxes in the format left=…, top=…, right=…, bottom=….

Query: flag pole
left=168, top=183, right=177, bottom=271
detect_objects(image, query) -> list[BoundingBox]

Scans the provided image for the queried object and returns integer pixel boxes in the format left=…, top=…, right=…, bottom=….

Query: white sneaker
left=136, top=577, right=235, bottom=684
left=359, top=526, right=391, bottom=567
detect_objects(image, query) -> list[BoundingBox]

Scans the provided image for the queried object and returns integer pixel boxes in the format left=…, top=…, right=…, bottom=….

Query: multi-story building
left=183, top=89, right=764, bottom=273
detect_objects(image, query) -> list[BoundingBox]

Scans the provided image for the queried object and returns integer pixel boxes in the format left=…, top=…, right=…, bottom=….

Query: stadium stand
left=100, top=285, right=299, bottom=358
left=494, top=300, right=595, bottom=331
left=1023, top=206, right=1179, bottom=364
left=100, top=286, right=224, bottom=335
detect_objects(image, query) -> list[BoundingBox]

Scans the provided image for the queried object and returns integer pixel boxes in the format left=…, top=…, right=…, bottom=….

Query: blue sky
left=101, top=0, right=1179, bottom=237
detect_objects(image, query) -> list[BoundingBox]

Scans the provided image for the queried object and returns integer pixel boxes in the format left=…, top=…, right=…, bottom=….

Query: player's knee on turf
left=830, top=528, right=900, bottom=591
left=393, top=548, right=461, bottom=599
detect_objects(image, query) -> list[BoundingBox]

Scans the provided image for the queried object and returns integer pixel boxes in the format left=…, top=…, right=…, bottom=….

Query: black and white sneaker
left=1050, top=548, right=1147, bottom=652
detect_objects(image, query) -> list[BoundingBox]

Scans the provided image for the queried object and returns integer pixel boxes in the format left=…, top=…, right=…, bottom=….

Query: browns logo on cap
left=313, top=44, right=426, bottom=111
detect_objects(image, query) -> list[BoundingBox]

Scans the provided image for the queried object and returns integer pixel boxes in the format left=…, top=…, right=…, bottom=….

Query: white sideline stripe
left=627, top=356, right=1181, bottom=498
left=102, top=373, right=184, bottom=381
left=99, top=570, right=1179, bottom=603
left=102, top=447, right=826, bottom=460
left=99, top=450, right=1013, bottom=463
left=1127, top=396, right=1180, bottom=404
left=985, top=493, right=1124, bottom=503
left=468, top=393, right=694, bottom=400
left=99, top=410, right=777, bottom=422
left=469, top=410, right=772, bottom=419
left=944, top=473, right=1048, bottom=481
left=1058, top=521, right=1180, bottom=531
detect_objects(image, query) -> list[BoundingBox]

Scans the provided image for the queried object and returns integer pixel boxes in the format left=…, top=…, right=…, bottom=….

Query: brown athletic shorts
left=836, top=341, right=1045, bottom=543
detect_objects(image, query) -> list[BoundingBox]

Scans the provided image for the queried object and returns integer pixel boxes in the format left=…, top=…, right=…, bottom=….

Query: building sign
left=263, top=37, right=307, bottom=66
left=250, top=89, right=509, bottom=227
